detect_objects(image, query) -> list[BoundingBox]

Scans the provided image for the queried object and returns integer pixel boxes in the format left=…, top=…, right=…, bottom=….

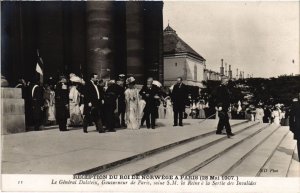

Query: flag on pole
left=36, top=62, right=43, bottom=75
left=36, top=49, right=44, bottom=85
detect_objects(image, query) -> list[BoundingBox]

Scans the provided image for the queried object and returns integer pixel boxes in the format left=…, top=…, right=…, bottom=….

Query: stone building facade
left=1, top=1, right=164, bottom=85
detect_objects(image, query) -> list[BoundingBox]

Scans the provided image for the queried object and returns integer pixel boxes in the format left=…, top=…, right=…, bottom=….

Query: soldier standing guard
left=55, top=76, right=69, bottom=131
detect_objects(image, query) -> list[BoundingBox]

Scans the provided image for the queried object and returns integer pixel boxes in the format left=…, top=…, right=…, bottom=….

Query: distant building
left=204, top=69, right=221, bottom=81
left=163, top=24, right=206, bottom=87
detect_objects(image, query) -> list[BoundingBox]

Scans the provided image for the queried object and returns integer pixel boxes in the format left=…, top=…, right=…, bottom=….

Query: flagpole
left=36, top=49, right=44, bottom=86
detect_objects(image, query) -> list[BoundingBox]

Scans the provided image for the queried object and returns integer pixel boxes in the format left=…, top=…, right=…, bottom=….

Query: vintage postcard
left=1, top=0, right=299, bottom=192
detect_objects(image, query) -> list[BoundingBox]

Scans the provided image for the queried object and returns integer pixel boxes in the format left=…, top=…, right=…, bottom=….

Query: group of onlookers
left=14, top=74, right=300, bottom=161
left=16, top=74, right=191, bottom=133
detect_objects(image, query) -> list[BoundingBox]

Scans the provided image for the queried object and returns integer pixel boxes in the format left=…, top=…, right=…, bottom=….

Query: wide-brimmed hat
left=126, top=76, right=135, bottom=85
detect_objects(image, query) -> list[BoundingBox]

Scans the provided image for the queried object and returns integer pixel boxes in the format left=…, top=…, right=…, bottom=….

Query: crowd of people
left=13, top=73, right=300, bottom=160
left=16, top=74, right=191, bottom=133
left=15, top=74, right=298, bottom=134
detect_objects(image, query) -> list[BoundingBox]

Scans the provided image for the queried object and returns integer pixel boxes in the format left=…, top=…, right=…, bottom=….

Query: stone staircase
left=75, top=121, right=299, bottom=177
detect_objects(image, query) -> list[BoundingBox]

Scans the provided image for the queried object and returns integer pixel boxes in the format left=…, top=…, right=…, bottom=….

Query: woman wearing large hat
left=124, top=77, right=144, bottom=130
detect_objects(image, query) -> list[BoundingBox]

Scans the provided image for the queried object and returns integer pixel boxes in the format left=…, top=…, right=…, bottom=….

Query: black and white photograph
left=1, top=0, right=299, bottom=192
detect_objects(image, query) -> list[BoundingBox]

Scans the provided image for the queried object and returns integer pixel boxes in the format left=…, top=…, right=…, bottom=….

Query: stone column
left=125, top=1, right=145, bottom=84
left=143, top=1, right=164, bottom=83
left=86, top=1, right=114, bottom=80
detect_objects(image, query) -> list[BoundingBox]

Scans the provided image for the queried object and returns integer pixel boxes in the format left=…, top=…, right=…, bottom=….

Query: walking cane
left=199, top=113, right=217, bottom=124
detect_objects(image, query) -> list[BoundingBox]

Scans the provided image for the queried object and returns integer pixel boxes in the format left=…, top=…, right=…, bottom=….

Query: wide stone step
left=287, top=144, right=300, bottom=177
left=192, top=124, right=280, bottom=176
left=2, top=98, right=25, bottom=115
left=227, top=126, right=289, bottom=176
left=75, top=120, right=249, bottom=175
left=2, top=115, right=26, bottom=134
left=1, top=87, right=25, bottom=134
left=259, top=131, right=296, bottom=177
left=150, top=123, right=271, bottom=176
left=99, top=121, right=258, bottom=175
left=1, top=88, right=22, bottom=99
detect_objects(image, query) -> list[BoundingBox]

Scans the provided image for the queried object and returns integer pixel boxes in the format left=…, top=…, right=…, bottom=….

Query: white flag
left=36, top=62, right=43, bottom=75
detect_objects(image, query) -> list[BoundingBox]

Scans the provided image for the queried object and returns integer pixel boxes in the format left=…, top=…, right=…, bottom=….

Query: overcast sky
left=163, top=1, right=299, bottom=78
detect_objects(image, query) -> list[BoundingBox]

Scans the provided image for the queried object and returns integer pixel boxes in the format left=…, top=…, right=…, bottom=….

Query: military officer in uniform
left=30, top=80, right=44, bottom=131
left=215, top=77, right=235, bottom=138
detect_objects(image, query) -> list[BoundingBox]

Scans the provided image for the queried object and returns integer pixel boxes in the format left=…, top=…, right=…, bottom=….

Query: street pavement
left=2, top=119, right=237, bottom=174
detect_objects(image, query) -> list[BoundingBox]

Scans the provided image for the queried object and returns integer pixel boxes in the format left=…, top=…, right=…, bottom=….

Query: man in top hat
left=117, top=74, right=126, bottom=127
left=171, top=77, right=188, bottom=127
left=139, top=77, right=161, bottom=129
left=83, top=73, right=105, bottom=133
left=215, top=76, right=235, bottom=138
left=103, top=80, right=120, bottom=132
left=55, top=75, right=69, bottom=131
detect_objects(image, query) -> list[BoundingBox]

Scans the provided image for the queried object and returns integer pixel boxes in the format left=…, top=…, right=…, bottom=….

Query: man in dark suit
left=83, top=73, right=104, bottom=133
left=215, top=77, right=235, bottom=138
left=139, top=77, right=161, bottom=129
left=103, top=80, right=119, bottom=132
left=30, top=80, right=44, bottom=131
left=55, top=76, right=69, bottom=131
left=171, top=77, right=188, bottom=127
left=116, top=77, right=126, bottom=128
left=289, top=94, right=300, bottom=162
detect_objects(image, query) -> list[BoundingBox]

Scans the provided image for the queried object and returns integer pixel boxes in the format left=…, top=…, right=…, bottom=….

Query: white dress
left=69, top=86, right=83, bottom=126
left=198, top=103, right=206, bottom=119
left=125, top=88, right=142, bottom=130
left=47, top=90, right=56, bottom=121
left=272, top=110, right=281, bottom=125
left=255, top=108, right=264, bottom=123
left=158, top=103, right=165, bottom=119
left=165, top=99, right=173, bottom=119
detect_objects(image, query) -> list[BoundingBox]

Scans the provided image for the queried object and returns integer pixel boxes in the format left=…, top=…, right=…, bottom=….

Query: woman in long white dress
left=255, top=105, right=264, bottom=123
left=158, top=101, right=165, bottom=119
left=272, top=105, right=282, bottom=125
left=164, top=97, right=173, bottom=120
left=69, top=74, right=84, bottom=126
left=69, top=83, right=83, bottom=126
left=125, top=77, right=142, bottom=130
left=44, top=85, right=56, bottom=124
left=198, top=100, right=206, bottom=119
